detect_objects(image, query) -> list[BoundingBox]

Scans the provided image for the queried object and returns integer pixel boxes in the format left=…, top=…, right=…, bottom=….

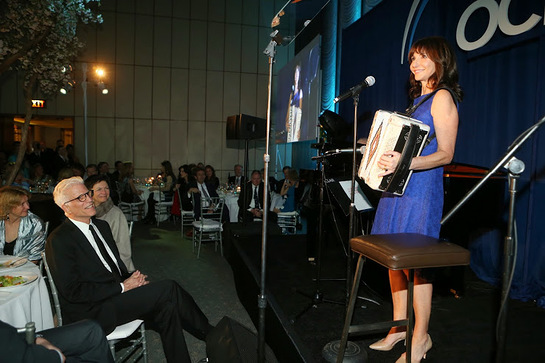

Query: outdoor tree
left=0, top=0, right=102, bottom=184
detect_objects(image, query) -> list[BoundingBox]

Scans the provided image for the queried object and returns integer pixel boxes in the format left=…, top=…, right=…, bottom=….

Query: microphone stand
left=256, top=29, right=279, bottom=362
left=291, top=151, right=345, bottom=323
left=322, top=86, right=378, bottom=363
left=258, top=2, right=331, bottom=359
left=441, top=114, right=545, bottom=363
left=346, top=91, right=361, bottom=301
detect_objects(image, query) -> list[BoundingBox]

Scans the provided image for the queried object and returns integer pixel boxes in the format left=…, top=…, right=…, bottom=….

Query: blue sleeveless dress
left=370, top=93, right=444, bottom=239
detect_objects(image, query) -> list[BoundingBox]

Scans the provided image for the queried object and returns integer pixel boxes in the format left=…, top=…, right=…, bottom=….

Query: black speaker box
left=206, top=316, right=275, bottom=362
left=226, top=114, right=267, bottom=140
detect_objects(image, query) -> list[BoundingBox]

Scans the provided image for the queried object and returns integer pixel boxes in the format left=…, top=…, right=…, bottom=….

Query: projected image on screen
left=275, top=36, right=321, bottom=144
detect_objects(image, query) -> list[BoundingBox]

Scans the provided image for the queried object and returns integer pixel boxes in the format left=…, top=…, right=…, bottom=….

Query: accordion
left=358, top=110, right=430, bottom=195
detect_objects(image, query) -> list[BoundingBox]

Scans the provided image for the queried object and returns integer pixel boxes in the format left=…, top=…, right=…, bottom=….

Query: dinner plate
left=0, top=256, right=29, bottom=272
left=0, top=272, right=38, bottom=291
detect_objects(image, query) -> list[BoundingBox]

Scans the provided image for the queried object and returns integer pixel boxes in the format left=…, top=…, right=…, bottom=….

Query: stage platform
left=225, top=223, right=545, bottom=363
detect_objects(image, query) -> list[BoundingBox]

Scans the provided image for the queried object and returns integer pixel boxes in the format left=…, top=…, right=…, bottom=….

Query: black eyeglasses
left=64, top=190, right=94, bottom=205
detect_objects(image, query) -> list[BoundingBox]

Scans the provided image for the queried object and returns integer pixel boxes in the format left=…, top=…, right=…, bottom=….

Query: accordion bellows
left=358, top=110, right=430, bottom=196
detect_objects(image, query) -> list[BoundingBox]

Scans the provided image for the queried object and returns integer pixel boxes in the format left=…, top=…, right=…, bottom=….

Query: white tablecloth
left=136, top=186, right=170, bottom=221
left=219, top=192, right=239, bottom=223
left=0, top=261, right=54, bottom=331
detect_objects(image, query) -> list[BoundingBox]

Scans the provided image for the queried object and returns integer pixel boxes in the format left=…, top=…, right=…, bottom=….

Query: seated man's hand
left=123, top=270, right=149, bottom=292
left=36, top=336, right=66, bottom=362
left=189, top=188, right=200, bottom=194
left=251, top=208, right=263, bottom=217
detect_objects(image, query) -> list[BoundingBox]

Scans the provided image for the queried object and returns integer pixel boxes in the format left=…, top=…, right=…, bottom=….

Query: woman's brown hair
left=408, top=36, right=463, bottom=102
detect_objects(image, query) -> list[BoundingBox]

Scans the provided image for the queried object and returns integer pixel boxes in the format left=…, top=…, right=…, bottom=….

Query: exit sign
left=31, top=99, right=46, bottom=108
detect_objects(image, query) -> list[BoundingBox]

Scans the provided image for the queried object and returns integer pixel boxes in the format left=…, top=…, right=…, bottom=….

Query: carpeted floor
left=130, top=221, right=259, bottom=363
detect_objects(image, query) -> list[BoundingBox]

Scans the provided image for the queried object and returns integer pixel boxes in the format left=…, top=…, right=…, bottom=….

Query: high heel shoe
left=369, top=332, right=406, bottom=351
left=394, top=334, right=432, bottom=363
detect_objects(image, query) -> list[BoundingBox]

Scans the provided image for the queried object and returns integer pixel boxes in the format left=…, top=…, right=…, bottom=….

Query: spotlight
left=60, top=80, right=75, bottom=94
left=98, top=81, right=109, bottom=95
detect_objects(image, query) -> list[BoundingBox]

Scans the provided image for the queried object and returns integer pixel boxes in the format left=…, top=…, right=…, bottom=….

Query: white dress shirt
left=198, top=182, right=211, bottom=207
left=69, top=218, right=125, bottom=291
left=248, top=184, right=261, bottom=210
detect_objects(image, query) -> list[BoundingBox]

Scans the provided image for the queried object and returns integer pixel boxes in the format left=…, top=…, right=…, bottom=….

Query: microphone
left=324, top=146, right=366, bottom=156
left=334, top=76, right=375, bottom=103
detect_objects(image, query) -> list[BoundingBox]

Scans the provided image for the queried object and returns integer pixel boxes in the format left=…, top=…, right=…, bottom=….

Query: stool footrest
left=349, top=319, right=409, bottom=335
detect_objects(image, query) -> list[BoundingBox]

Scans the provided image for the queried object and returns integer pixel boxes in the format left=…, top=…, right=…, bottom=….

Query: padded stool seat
left=335, top=233, right=470, bottom=363
left=351, top=233, right=470, bottom=270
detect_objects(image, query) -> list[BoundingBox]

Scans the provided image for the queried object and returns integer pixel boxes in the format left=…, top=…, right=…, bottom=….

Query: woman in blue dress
left=369, top=37, right=463, bottom=363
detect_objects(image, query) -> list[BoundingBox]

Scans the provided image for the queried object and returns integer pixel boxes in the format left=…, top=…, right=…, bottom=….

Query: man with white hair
left=45, top=177, right=213, bottom=363
left=227, top=164, right=245, bottom=187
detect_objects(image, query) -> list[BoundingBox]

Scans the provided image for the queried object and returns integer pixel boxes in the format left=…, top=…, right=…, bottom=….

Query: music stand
left=326, top=178, right=373, bottom=216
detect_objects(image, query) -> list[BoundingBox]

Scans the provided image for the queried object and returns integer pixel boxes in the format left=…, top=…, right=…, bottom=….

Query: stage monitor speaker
left=226, top=114, right=267, bottom=140
left=206, top=316, right=275, bottom=362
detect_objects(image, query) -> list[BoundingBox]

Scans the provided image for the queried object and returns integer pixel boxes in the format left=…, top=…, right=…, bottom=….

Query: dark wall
left=339, top=0, right=545, bottom=302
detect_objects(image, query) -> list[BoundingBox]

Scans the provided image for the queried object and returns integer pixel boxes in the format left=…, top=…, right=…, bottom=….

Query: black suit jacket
left=45, top=218, right=130, bottom=329
left=188, top=181, right=219, bottom=220
left=227, top=175, right=246, bottom=186
left=0, top=321, right=60, bottom=362
left=237, top=181, right=269, bottom=222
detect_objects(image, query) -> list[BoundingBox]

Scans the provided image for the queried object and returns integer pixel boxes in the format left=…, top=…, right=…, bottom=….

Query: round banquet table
left=0, top=259, right=54, bottom=331
left=135, top=185, right=172, bottom=222
left=219, top=192, right=240, bottom=223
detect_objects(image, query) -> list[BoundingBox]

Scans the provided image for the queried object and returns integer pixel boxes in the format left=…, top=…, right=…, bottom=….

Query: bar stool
left=336, top=233, right=470, bottom=363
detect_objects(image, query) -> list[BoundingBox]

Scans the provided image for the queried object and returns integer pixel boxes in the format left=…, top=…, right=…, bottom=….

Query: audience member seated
left=97, top=162, right=110, bottom=176
left=204, top=165, right=220, bottom=190
left=71, top=162, right=86, bottom=178
left=11, top=171, right=31, bottom=191
left=118, top=162, right=143, bottom=203
left=238, top=170, right=271, bottom=223
left=175, top=164, right=194, bottom=212
left=275, top=166, right=291, bottom=194
left=31, top=163, right=54, bottom=187
left=0, top=186, right=46, bottom=263
left=97, top=161, right=118, bottom=203
left=0, top=319, right=114, bottom=362
left=274, top=168, right=302, bottom=213
left=46, top=177, right=214, bottom=363
left=227, top=164, right=245, bottom=187
left=56, top=167, right=74, bottom=183
left=85, top=164, right=98, bottom=179
left=188, top=167, right=228, bottom=221
left=85, top=175, right=135, bottom=272
left=142, top=160, right=176, bottom=224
